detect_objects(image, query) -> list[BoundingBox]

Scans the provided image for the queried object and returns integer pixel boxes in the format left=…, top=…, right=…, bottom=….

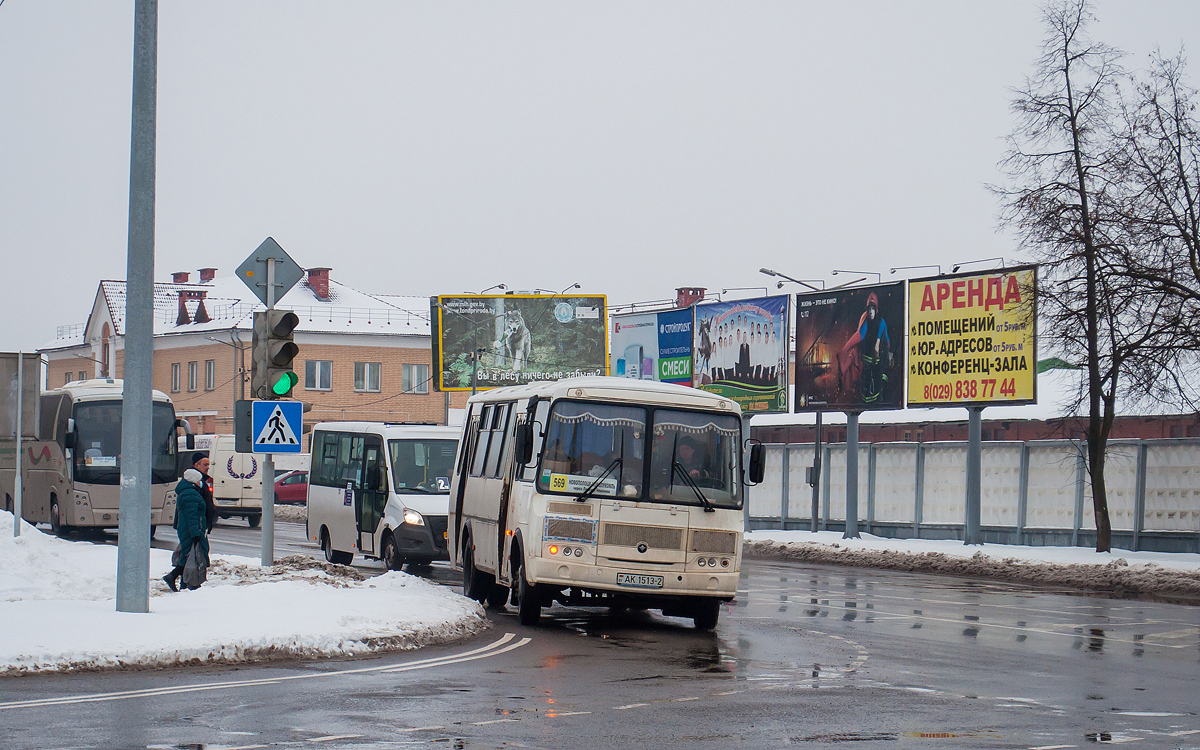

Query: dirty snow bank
left=0, top=511, right=488, bottom=676
left=745, top=530, right=1200, bottom=604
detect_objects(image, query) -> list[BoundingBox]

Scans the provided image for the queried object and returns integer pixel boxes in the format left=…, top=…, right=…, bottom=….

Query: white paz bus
left=1, top=379, right=183, bottom=535
left=306, top=422, right=459, bottom=569
left=449, top=376, right=764, bottom=630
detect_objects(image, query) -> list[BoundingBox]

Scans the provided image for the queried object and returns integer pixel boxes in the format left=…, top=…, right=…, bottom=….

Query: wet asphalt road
left=6, top=522, right=1200, bottom=749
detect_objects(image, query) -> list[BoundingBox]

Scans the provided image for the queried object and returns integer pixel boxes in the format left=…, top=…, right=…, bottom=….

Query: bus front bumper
left=526, top=557, right=738, bottom=600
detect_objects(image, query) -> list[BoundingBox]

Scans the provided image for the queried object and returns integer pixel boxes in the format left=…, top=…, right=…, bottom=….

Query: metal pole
left=780, top=445, right=789, bottom=528
left=261, top=258, right=276, bottom=566
left=116, top=0, right=157, bottom=614
left=844, top=411, right=860, bottom=539
left=13, top=352, right=23, bottom=537
left=964, top=406, right=982, bottom=545
left=811, top=412, right=822, bottom=533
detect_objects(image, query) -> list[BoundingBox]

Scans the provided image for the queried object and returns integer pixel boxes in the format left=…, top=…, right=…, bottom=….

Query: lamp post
left=889, top=264, right=943, bottom=277
left=759, top=268, right=821, bottom=291
left=951, top=257, right=1005, bottom=273
left=831, top=269, right=882, bottom=284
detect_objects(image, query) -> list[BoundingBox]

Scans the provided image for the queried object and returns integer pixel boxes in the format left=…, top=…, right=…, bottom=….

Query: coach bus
left=306, top=422, right=459, bottom=569
left=1, top=379, right=183, bottom=536
left=449, top=376, right=764, bottom=630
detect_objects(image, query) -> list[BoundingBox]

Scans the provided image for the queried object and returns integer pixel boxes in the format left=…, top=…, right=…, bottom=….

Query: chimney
left=307, top=267, right=331, bottom=301
left=193, top=290, right=210, bottom=324
left=676, top=287, right=706, bottom=308
left=176, top=289, right=210, bottom=325
left=172, top=271, right=190, bottom=283
left=198, top=267, right=217, bottom=282
left=176, top=290, right=191, bottom=325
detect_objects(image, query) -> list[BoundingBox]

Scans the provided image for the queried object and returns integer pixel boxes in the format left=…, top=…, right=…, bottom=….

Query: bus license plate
left=616, top=573, right=663, bottom=589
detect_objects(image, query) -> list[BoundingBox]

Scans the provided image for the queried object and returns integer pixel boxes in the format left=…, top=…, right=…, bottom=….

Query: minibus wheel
left=462, top=539, right=488, bottom=603
left=516, top=562, right=542, bottom=626
left=692, top=598, right=720, bottom=631
left=322, top=528, right=352, bottom=566
left=247, top=514, right=261, bottom=528
left=485, top=583, right=510, bottom=610
left=382, top=532, right=405, bottom=571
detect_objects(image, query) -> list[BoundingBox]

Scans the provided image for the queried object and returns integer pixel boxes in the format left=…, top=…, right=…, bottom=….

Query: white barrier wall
left=747, top=438, right=1200, bottom=547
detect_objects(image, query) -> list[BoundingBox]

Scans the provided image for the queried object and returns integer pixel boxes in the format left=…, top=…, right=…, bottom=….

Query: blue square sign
left=251, top=400, right=303, bottom=453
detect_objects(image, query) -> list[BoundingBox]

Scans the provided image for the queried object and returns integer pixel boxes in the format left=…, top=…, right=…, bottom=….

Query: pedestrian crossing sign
left=252, top=400, right=303, bottom=453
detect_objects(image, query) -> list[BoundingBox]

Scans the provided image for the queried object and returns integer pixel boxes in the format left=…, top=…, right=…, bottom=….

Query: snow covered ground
left=0, top=510, right=488, bottom=677
left=747, top=529, right=1200, bottom=604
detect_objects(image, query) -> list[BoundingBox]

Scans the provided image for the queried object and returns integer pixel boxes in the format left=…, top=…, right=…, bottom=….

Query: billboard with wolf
left=431, top=295, right=609, bottom=391
left=793, top=282, right=905, bottom=411
left=692, top=295, right=789, bottom=414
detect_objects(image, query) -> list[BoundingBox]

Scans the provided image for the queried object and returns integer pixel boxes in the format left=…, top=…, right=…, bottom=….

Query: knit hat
left=191, top=451, right=209, bottom=466
left=183, top=468, right=203, bottom=484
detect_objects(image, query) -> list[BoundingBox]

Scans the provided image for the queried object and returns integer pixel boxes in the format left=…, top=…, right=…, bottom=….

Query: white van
left=189, top=434, right=264, bottom=527
left=306, top=422, right=459, bottom=569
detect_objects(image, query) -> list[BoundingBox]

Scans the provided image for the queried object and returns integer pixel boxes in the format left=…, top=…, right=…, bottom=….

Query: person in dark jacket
left=190, top=451, right=217, bottom=532
left=163, top=469, right=210, bottom=592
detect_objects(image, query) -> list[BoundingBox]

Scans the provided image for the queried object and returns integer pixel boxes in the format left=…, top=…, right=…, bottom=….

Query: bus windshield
left=538, top=402, right=646, bottom=499
left=72, top=401, right=178, bottom=485
left=647, top=410, right=742, bottom=509
left=388, top=439, right=457, bottom=494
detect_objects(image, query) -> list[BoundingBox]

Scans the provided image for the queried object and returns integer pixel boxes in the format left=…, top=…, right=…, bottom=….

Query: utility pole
left=116, top=0, right=157, bottom=614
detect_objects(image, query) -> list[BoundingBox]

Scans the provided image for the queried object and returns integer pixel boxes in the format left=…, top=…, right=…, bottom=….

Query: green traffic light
left=272, top=371, right=298, bottom=396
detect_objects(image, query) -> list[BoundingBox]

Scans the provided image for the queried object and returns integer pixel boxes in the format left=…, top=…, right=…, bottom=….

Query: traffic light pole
left=261, top=257, right=276, bottom=567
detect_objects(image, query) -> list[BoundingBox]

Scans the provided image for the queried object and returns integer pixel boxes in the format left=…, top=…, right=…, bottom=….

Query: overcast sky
left=1, top=1, right=1197, bottom=352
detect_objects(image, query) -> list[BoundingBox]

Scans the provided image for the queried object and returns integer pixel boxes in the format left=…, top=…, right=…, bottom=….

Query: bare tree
left=996, top=0, right=1135, bottom=552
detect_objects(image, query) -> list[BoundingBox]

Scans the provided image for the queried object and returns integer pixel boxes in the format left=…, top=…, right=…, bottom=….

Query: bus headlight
left=403, top=509, right=424, bottom=526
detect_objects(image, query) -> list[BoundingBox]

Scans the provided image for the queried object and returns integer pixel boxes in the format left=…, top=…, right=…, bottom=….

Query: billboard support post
left=261, top=257, right=276, bottom=567
left=811, top=412, right=822, bottom=533
left=844, top=411, right=860, bottom=539
left=13, top=351, right=22, bottom=538
left=964, top=406, right=983, bottom=544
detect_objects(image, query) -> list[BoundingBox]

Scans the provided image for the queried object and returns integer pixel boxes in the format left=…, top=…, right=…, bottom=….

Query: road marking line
left=399, top=726, right=445, bottom=733
left=1029, top=745, right=1077, bottom=749
left=546, top=711, right=591, bottom=717
left=713, top=690, right=742, bottom=696
left=614, top=703, right=649, bottom=710
left=1168, top=730, right=1200, bottom=736
left=213, top=745, right=268, bottom=749
left=0, top=634, right=524, bottom=710
left=309, top=735, right=363, bottom=742
left=671, top=697, right=700, bottom=702
left=472, top=718, right=520, bottom=725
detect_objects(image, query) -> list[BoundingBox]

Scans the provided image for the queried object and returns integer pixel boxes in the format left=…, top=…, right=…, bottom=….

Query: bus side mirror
left=64, top=431, right=76, bottom=450
left=514, top=423, right=534, bottom=465
left=746, top=442, right=765, bottom=485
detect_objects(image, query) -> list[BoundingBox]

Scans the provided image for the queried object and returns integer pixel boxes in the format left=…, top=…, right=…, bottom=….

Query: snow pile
left=271, top=504, right=308, bottom=524
left=746, top=530, right=1200, bottom=604
left=0, top=511, right=488, bottom=676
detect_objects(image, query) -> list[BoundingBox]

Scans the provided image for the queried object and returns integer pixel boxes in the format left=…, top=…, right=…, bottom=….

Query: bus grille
left=428, top=515, right=448, bottom=550
left=544, top=517, right=596, bottom=543
left=602, top=523, right=683, bottom=551
left=689, top=530, right=737, bottom=555
left=547, top=501, right=593, bottom=517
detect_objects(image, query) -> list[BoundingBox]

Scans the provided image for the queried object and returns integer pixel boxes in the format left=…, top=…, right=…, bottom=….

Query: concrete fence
left=747, top=438, right=1200, bottom=553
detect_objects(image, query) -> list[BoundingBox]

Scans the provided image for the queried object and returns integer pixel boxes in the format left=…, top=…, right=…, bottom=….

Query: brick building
left=40, top=267, right=469, bottom=434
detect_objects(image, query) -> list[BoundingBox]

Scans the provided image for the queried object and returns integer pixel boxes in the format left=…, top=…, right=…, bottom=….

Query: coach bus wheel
left=50, top=499, right=70, bottom=536
left=692, top=598, right=720, bottom=631
left=516, top=562, right=542, bottom=626
left=382, top=532, right=405, bottom=571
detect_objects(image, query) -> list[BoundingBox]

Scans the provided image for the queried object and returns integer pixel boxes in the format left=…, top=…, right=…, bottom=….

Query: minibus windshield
left=389, top=439, right=457, bottom=494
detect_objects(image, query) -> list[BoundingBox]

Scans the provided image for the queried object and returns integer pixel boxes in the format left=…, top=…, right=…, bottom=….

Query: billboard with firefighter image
left=793, top=282, right=906, bottom=411
left=431, top=295, right=609, bottom=390
left=691, top=295, right=788, bottom=414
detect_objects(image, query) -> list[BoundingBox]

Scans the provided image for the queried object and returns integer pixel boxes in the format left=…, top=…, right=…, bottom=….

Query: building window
left=65, top=372, right=72, bottom=385
left=171, top=363, right=181, bottom=392
left=187, top=361, right=198, bottom=392
left=402, top=363, right=429, bottom=394
left=354, top=362, right=381, bottom=392
left=305, top=360, right=332, bottom=391
left=79, top=372, right=87, bottom=382
left=205, top=360, right=216, bottom=391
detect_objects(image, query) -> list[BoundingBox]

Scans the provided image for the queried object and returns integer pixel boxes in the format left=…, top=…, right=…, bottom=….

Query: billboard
left=907, top=266, right=1037, bottom=407
left=0, top=352, right=40, bottom=441
left=793, top=282, right=906, bottom=412
left=431, top=295, right=609, bottom=391
left=611, top=308, right=693, bottom=385
left=693, top=295, right=789, bottom=414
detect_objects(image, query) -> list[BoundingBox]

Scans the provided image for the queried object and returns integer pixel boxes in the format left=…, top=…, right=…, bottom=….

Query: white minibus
left=449, top=376, right=764, bottom=630
left=306, top=422, right=459, bottom=568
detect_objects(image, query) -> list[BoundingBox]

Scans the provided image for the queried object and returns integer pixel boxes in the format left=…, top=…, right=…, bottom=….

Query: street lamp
left=889, top=264, right=943, bottom=276
left=466, top=284, right=507, bottom=294
left=759, top=268, right=822, bottom=292
left=720, top=286, right=769, bottom=297
left=831, top=269, right=882, bottom=284
left=951, top=257, right=1005, bottom=273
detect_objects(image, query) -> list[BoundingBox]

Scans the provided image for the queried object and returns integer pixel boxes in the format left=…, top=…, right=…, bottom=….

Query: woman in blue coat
left=163, top=468, right=210, bottom=592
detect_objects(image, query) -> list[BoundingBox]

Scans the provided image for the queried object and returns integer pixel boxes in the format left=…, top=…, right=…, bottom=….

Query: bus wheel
left=382, top=532, right=405, bottom=571
left=50, top=499, right=70, bottom=537
left=516, top=563, right=542, bottom=626
left=150, top=525, right=157, bottom=539
left=4, top=494, right=12, bottom=513
left=247, top=514, right=261, bottom=528
left=692, top=598, right=720, bottom=631
left=461, top=540, right=488, bottom=603
left=485, top=583, right=510, bottom=610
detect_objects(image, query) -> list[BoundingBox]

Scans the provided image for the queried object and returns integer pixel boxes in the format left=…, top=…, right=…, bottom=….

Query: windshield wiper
left=672, top=461, right=715, bottom=512
left=575, top=457, right=622, bottom=503
left=399, top=486, right=439, bottom=494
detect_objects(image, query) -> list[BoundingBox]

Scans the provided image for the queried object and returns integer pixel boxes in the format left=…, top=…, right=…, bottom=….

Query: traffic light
left=251, top=310, right=300, bottom=399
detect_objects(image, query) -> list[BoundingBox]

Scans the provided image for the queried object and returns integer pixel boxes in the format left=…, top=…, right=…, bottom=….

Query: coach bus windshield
left=647, top=410, right=742, bottom=509
left=72, top=400, right=178, bottom=485
left=538, top=402, right=646, bottom=499
left=389, top=439, right=457, bottom=494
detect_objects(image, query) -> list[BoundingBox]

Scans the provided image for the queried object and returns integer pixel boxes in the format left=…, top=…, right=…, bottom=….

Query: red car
left=273, top=470, right=309, bottom=505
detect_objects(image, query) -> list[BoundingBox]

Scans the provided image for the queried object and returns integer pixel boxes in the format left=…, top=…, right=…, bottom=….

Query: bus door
left=356, top=435, right=387, bottom=556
